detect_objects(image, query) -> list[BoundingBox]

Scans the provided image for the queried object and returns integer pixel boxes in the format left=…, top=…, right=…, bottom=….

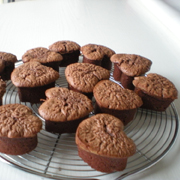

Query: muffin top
left=81, top=44, right=115, bottom=60
left=0, top=104, right=42, bottom=138
left=39, top=87, right=93, bottom=122
left=133, top=73, right=178, bottom=99
left=0, top=78, right=6, bottom=98
left=49, top=40, right=80, bottom=54
left=65, top=63, right=110, bottom=93
left=11, top=61, right=59, bottom=87
left=76, top=113, right=136, bottom=157
left=110, top=54, right=152, bottom=76
left=0, top=52, right=17, bottom=63
left=22, top=47, right=63, bottom=63
left=93, top=80, right=143, bottom=110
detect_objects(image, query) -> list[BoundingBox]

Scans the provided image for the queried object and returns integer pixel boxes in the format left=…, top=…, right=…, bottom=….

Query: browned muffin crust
left=81, top=44, right=115, bottom=60
left=76, top=113, right=136, bottom=172
left=0, top=136, right=38, bottom=155
left=0, top=52, right=17, bottom=80
left=0, top=60, right=5, bottom=73
left=65, top=63, right=110, bottom=93
left=0, top=78, right=6, bottom=105
left=94, top=80, right=143, bottom=110
left=39, top=87, right=93, bottom=133
left=93, top=80, right=142, bottom=125
left=81, top=44, right=115, bottom=70
left=0, top=104, right=42, bottom=155
left=133, top=73, right=178, bottom=99
left=76, top=114, right=136, bottom=157
left=0, top=104, right=42, bottom=138
left=11, top=61, right=59, bottom=87
left=49, top=40, right=81, bottom=67
left=0, top=52, right=17, bottom=63
left=0, top=78, right=6, bottom=98
left=22, top=47, right=63, bottom=63
left=39, top=87, right=93, bottom=122
left=111, top=54, right=152, bottom=76
left=49, top=40, right=80, bottom=54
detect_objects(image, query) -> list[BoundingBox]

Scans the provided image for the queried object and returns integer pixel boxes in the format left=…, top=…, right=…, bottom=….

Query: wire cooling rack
left=0, top=61, right=179, bottom=180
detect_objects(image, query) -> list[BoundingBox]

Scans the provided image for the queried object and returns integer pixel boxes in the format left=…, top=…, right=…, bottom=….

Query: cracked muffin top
left=93, top=80, right=143, bottom=110
left=81, top=44, right=115, bottom=60
left=65, top=63, right=110, bottom=93
left=0, top=104, right=42, bottom=138
left=22, top=47, right=63, bottom=63
left=11, top=61, right=59, bottom=87
left=110, top=54, right=152, bottom=76
left=76, top=113, right=136, bottom=157
left=38, top=87, right=93, bottom=122
left=0, top=52, right=17, bottom=63
left=133, top=73, right=178, bottom=99
left=49, top=40, right=80, bottom=54
left=0, top=78, right=6, bottom=98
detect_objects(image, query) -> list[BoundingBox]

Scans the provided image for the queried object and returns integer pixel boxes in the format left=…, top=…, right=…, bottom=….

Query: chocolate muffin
left=0, top=104, right=42, bottom=155
left=22, top=47, right=63, bottom=72
left=76, top=114, right=136, bottom=172
left=0, top=59, right=5, bottom=74
left=93, top=80, right=143, bottom=125
left=49, top=40, right=80, bottom=67
left=11, top=62, right=59, bottom=103
left=39, top=87, right=93, bottom=134
left=81, top=44, right=115, bottom=70
left=110, top=54, right=152, bottom=90
left=65, top=63, right=110, bottom=99
left=0, top=78, right=6, bottom=105
left=0, top=52, right=17, bottom=80
left=133, top=73, right=178, bottom=111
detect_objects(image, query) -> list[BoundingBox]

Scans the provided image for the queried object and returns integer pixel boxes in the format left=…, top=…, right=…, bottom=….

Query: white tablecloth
left=0, top=0, right=180, bottom=179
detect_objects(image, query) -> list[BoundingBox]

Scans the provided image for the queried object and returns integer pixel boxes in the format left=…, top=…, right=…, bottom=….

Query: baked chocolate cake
left=0, top=78, right=6, bottom=105
left=22, top=47, right=63, bottom=72
left=110, top=54, right=152, bottom=90
left=0, top=51, right=17, bottom=80
left=93, top=80, right=143, bottom=125
left=11, top=61, right=59, bottom=103
left=133, top=73, right=178, bottom=111
left=0, top=104, right=42, bottom=155
left=76, top=113, right=136, bottom=172
left=65, top=63, right=110, bottom=99
left=49, top=40, right=80, bottom=67
left=38, top=87, right=93, bottom=134
left=81, top=44, right=115, bottom=70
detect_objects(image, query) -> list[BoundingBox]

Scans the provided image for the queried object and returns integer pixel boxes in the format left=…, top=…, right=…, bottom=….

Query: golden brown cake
left=133, top=73, right=178, bottom=111
left=65, top=63, right=110, bottom=99
left=76, top=114, right=136, bottom=172
left=0, top=78, right=6, bottom=105
left=81, top=44, right=115, bottom=70
left=110, top=54, right=152, bottom=90
left=93, top=80, right=143, bottom=125
left=11, top=61, right=59, bottom=103
left=38, top=87, right=93, bottom=134
left=22, top=47, right=63, bottom=72
left=0, top=104, right=42, bottom=155
left=0, top=51, right=17, bottom=80
left=49, top=40, right=80, bottom=67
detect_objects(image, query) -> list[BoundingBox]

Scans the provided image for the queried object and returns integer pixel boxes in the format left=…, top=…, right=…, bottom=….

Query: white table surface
left=0, top=0, right=180, bottom=179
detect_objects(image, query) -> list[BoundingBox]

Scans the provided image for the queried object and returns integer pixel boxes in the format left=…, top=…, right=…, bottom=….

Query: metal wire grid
left=0, top=61, right=179, bottom=180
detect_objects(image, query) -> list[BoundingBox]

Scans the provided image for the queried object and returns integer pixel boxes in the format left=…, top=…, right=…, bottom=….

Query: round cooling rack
left=0, top=61, right=179, bottom=180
